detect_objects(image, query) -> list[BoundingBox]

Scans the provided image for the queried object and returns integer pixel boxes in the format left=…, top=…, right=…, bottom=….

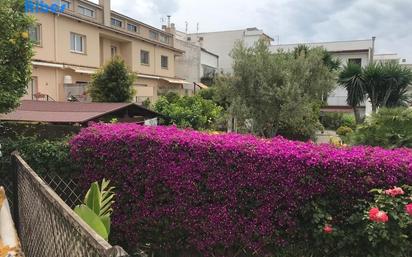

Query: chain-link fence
left=11, top=152, right=130, bottom=257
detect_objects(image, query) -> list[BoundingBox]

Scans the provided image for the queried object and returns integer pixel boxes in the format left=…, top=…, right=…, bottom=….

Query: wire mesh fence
left=12, top=152, right=130, bottom=257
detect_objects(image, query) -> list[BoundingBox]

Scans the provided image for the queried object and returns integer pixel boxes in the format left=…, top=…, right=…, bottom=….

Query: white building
left=165, top=25, right=219, bottom=93
left=189, top=28, right=273, bottom=74
left=270, top=39, right=376, bottom=114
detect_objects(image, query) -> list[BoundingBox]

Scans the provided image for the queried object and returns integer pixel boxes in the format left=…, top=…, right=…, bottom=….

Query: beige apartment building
left=24, top=0, right=188, bottom=104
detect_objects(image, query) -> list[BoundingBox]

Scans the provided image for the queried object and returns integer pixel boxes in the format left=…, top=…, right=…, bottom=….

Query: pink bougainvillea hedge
left=70, top=124, right=412, bottom=255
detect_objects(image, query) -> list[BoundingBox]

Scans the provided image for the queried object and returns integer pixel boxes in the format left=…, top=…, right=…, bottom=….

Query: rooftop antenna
left=185, top=21, right=188, bottom=34
left=196, top=22, right=199, bottom=34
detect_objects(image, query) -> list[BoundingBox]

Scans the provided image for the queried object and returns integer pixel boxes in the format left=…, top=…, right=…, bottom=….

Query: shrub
left=89, top=57, right=136, bottom=102
left=0, top=136, right=79, bottom=177
left=341, top=114, right=356, bottom=129
left=363, top=185, right=412, bottom=256
left=320, top=113, right=356, bottom=130
left=336, top=126, right=353, bottom=137
left=352, top=108, right=412, bottom=148
left=154, top=95, right=223, bottom=130
left=70, top=124, right=412, bottom=256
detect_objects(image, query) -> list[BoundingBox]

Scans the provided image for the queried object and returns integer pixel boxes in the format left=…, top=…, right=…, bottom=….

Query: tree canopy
left=220, top=40, right=336, bottom=138
left=89, top=57, right=136, bottom=102
left=339, top=61, right=412, bottom=113
left=154, top=93, right=222, bottom=130
left=338, top=63, right=365, bottom=123
left=0, top=0, right=34, bottom=113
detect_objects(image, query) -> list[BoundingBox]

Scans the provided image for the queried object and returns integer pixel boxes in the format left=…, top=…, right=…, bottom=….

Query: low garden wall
left=70, top=124, right=412, bottom=256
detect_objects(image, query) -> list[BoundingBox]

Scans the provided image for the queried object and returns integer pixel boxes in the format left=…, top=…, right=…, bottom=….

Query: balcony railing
left=64, top=83, right=90, bottom=102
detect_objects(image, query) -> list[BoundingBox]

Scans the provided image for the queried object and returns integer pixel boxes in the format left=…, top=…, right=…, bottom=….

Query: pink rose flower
left=406, top=203, right=412, bottom=216
left=384, top=187, right=405, bottom=197
left=369, top=208, right=389, bottom=223
left=323, top=225, right=333, bottom=234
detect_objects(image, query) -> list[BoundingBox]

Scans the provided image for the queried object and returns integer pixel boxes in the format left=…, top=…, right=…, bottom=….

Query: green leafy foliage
left=320, top=112, right=356, bottom=130
left=74, top=205, right=109, bottom=240
left=0, top=136, right=79, bottom=177
left=154, top=94, right=222, bottom=130
left=222, top=40, right=336, bottom=138
left=0, top=0, right=34, bottom=113
left=74, top=179, right=115, bottom=241
left=352, top=108, right=412, bottom=148
left=362, top=186, right=412, bottom=256
left=338, top=63, right=365, bottom=123
left=336, top=126, right=354, bottom=137
left=339, top=61, right=412, bottom=113
left=89, top=57, right=136, bottom=102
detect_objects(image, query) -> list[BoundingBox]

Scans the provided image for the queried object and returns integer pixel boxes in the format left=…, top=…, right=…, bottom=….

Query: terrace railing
left=11, top=152, right=130, bottom=257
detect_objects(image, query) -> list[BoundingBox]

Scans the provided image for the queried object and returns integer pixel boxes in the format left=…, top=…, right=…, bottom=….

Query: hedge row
left=70, top=124, right=412, bottom=256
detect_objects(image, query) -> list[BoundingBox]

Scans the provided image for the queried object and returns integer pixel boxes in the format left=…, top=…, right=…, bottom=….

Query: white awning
left=139, top=74, right=160, bottom=80
left=32, top=61, right=64, bottom=68
left=66, top=66, right=98, bottom=74
left=162, top=78, right=192, bottom=85
left=138, top=74, right=191, bottom=85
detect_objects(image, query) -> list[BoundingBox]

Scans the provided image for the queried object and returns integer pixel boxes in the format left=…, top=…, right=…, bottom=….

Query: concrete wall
left=174, top=39, right=201, bottom=83
left=191, top=28, right=271, bottom=74
left=191, top=30, right=244, bottom=74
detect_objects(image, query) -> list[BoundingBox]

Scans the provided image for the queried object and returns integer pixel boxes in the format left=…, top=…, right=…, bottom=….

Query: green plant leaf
left=85, top=182, right=101, bottom=216
left=100, top=214, right=111, bottom=234
left=74, top=205, right=108, bottom=240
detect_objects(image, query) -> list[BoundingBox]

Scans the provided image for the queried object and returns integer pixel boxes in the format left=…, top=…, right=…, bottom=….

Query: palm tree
left=338, top=63, right=365, bottom=124
left=362, top=62, right=385, bottom=113
left=381, top=61, right=412, bottom=107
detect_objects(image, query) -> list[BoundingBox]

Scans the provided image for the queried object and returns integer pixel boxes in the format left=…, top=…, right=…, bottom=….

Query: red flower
left=406, top=203, right=412, bottom=216
left=369, top=207, right=389, bottom=223
left=323, top=225, right=333, bottom=234
left=384, top=187, right=405, bottom=197
left=369, top=208, right=379, bottom=220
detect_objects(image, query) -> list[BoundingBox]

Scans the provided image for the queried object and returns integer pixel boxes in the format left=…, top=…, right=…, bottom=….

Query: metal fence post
left=11, top=151, right=20, bottom=232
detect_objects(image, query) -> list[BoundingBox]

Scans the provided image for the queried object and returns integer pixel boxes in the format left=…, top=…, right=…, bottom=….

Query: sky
left=93, top=0, right=412, bottom=63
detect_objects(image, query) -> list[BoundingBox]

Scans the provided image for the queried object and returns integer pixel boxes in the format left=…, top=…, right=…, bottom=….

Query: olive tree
left=228, top=40, right=336, bottom=138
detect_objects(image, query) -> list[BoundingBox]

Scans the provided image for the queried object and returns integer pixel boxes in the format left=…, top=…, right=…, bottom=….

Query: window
left=70, top=33, right=86, bottom=53
left=161, top=55, right=168, bottom=69
left=149, top=30, right=158, bottom=40
left=140, top=50, right=149, bottom=65
left=61, top=0, right=71, bottom=9
left=159, top=34, right=170, bottom=44
left=111, top=46, right=117, bottom=57
left=111, top=18, right=122, bottom=27
left=127, top=23, right=138, bottom=33
left=348, top=58, right=362, bottom=66
left=78, top=5, right=95, bottom=18
left=28, top=24, right=41, bottom=45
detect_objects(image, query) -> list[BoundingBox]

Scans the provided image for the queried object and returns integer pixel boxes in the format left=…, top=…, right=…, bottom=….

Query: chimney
left=164, top=22, right=176, bottom=35
left=99, top=0, right=111, bottom=27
